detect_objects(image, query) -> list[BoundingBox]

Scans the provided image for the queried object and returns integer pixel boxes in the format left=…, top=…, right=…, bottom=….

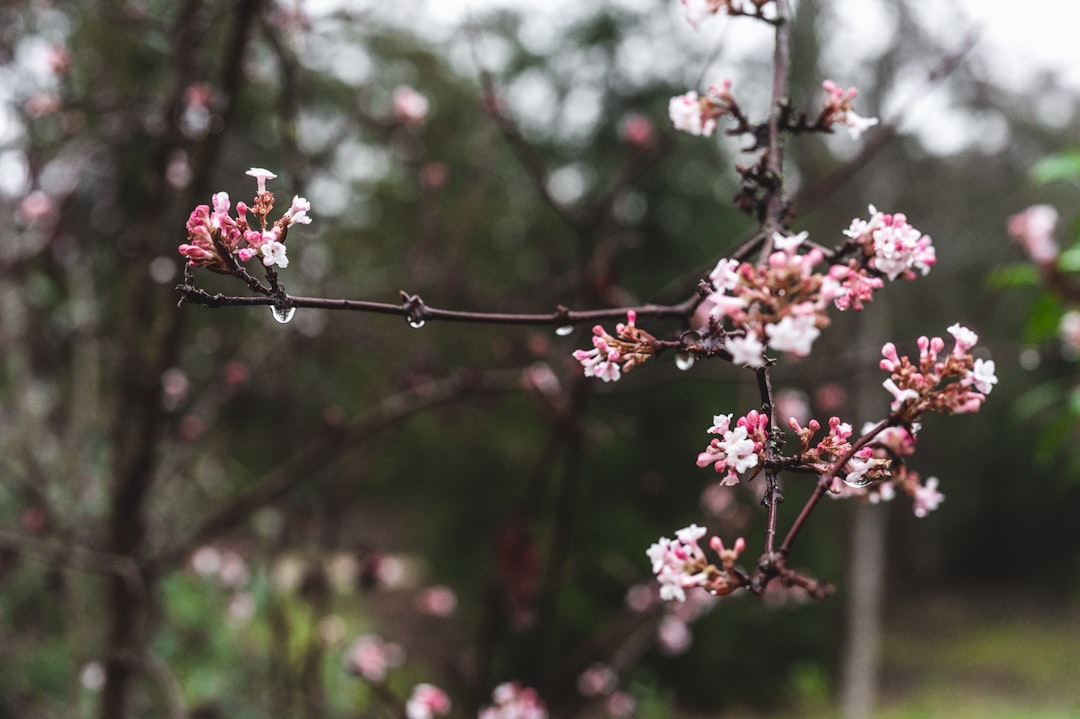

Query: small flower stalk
left=479, top=682, right=548, bottom=719
left=179, top=167, right=312, bottom=276
left=668, top=80, right=738, bottom=137
left=820, top=80, right=879, bottom=140
left=572, top=311, right=658, bottom=382
left=647, top=524, right=747, bottom=602
left=879, top=323, right=997, bottom=422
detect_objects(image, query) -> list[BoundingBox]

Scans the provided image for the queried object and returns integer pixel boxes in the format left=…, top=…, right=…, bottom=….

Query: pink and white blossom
left=479, top=682, right=548, bottom=719
left=947, top=323, right=978, bottom=355
left=912, top=476, right=944, bottom=517
left=286, top=195, right=312, bottom=225
left=845, top=205, right=935, bottom=281
left=392, top=85, right=430, bottom=126
left=245, top=167, right=277, bottom=194
left=726, top=333, right=765, bottom=368
left=260, top=240, right=289, bottom=268
left=405, top=684, right=451, bottom=719
left=669, top=91, right=716, bottom=137
left=764, top=314, right=820, bottom=356
left=822, top=80, right=879, bottom=140
left=648, top=524, right=746, bottom=602
left=967, top=358, right=998, bottom=394
left=344, top=634, right=404, bottom=682
left=1007, top=204, right=1059, bottom=263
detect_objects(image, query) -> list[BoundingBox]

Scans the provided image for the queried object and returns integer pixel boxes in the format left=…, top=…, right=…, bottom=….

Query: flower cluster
left=843, top=205, right=936, bottom=280
left=787, top=415, right=891, bottom=489
left=571, top=311, right=657, bottom=382
left=178, top=167, right=311, bottom=272
left=1007, top=204, right=1059, bottom=264
left=343, top=634, right=404, bottom=682
left=647, top=524, right=747, bottom=602
left=392, top=85, right=430, bottom=126
left=405, top=684, right=451, bottom=719
left=695, top=410, right=768, bottom=485
left=479, top=682, right=548, bottom=719
left=879, top=323, right=997, bottom=422
left=831, top=464, right=945, bottom=518
left=668, top=79, right=736, bottom=137
left=820, top=80, right=880, bottom=140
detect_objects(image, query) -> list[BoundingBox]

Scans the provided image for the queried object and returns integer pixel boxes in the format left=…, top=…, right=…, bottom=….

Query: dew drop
left=842, top=474, right=874, bottom=489
left=408, top=318, right=426, bottom=329
left=675, top=352, right=695, bottom=371
left=555, top=324, right=574, bottom=336
left=271, top=305, right=296, bottom=324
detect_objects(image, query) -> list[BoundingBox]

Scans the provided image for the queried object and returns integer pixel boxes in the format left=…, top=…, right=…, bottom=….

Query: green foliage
left=1031, top=149, right=1080, bottom=186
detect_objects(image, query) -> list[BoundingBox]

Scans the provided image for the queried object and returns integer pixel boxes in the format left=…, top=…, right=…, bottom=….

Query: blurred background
left=2, top=0, right=1079, bottom=717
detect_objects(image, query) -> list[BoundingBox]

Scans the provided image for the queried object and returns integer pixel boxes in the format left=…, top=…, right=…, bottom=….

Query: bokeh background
left=2, top=1, right=1079, bottom=717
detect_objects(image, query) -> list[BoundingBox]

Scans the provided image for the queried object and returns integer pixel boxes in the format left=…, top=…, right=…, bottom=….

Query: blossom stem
left=777, top=418, right=892, bottom=557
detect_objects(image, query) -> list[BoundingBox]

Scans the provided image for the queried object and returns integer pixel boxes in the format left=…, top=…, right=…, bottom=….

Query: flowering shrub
left=173, top=0, right=998, bottom=713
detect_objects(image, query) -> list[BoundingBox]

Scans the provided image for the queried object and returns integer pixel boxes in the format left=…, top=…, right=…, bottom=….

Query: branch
left=176, top=286, right=702, bottom=328
left=777, top=418, right=892, bottom=557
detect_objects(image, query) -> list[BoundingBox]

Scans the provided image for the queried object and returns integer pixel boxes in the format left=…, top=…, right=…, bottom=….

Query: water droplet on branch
left=408, top=318, right=426, bottom=329
left=675, top=352, right=695, bottom=371
left=271, top=306, right=296, bottom=324
left=555, top=325, right=574, bottom=336
left=842, top=474, right=874, bottom=489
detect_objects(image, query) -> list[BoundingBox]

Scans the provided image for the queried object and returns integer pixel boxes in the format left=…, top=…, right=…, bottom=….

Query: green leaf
left=1058, top=246, right=1080, bottom=272
left=987, top=263, right=1039, bottom=289
left=1012, top=380, right=1068, bottom=422
left=1024, top=294, right=1066, bottom=344
left=1032, top=150, right=1080, bottom=185
left=1069, top=386, right=1080, bottom=417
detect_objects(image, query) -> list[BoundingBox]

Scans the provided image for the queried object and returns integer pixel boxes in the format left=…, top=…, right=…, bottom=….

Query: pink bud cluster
left=647, top=524, right=747, bottom=602
left=405, top=683, right=451, bottom=719
left=695, top=410, right=768, bottom=485
left=479, top=682, right=548, bottom=719
left=880, top=323, right=997, bottom=422
left=571, top=311, right=657, bottom=382
left=821, top=80, right=880, bottom=140
left=787, top=416, right=890, bottom=488
left=1007, top=204, right=1059, bottom=264
left=668, top=79, right=735, bottom=137
left=178, top=168, right=311, bottom=272
left=844, top=205, right=936, bottom=280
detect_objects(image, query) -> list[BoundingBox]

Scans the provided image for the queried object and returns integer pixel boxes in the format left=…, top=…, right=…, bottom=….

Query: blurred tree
left=1, top=2, right=1078, bottom=719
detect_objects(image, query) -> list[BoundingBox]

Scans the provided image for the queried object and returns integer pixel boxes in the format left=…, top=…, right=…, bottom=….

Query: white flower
left=709, top=257, right=740, bottom=291
left=842, top=110, right=879, bottom=140
left=720, top=426, right=758, bottom=473
left=913, top=477, right=944, bottom=517
left=764, top=315, right=820, bottom=356
left=947, top=323, right=979, bottom=354
left=968, top=358, right=998, bottom=394
left=287, top=195, right=312, bottom=225
left=260, top=240, right=289, bottom=268
left=392, top=85, right=429, bottom=125
left=726, top=334, right=765, bottom=368
left=245, top=167, right=277, bottom=194
left=772, top=230, right=808, bottom=253
left=668, top=92, right=715, bottom=137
